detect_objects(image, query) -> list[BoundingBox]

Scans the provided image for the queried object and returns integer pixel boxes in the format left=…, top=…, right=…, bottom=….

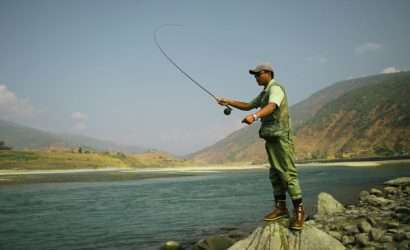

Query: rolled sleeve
left=268, top=85, right=284, bottom=107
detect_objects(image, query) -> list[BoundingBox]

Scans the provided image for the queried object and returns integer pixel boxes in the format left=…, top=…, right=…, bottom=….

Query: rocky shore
left=162, top=177, right=410, bottom=250
left=312, top=177, right=410, bottom=250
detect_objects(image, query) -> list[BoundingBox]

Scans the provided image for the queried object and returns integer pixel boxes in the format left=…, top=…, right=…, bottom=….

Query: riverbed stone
left=358, top=220, right=373, bottom=233
left=387, top=221, right=400, bottom=228
left=394, top=231, right=407, bottom=242
left=399, top=240, right=410, bottom=250
left=384, top=177, right=410, bottom=187
left=194, top=235, right=235, bottom=250
left=396, top=207, right=410, bottom=215
left=367, top=195, right=393, bottom=207
left=359, top=190, right=370, bottom=201
left=370, top=228, right=385, bottom=241
left=317, top=192, right=345, bottom=216
left=380, top=234, right=393, bottom=243
left=384, top=186, right=398, bottom=195
left=162, top=241, right=182, bottom=250
left=329, top=231, right=342, bottom=241
left=343, top=224, right=359, bottom=234
left=356, top=233, right=370, bottom=246
left=367, top=217, right=377, bottom=226
left=370, top=188, right=383, bottom=197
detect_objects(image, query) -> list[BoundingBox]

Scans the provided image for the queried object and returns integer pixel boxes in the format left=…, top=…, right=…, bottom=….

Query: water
left=1, top=162, right=409, bottom=249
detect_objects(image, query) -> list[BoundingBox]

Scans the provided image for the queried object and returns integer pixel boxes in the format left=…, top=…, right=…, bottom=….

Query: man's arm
left=242, top=103, right=276, bottom=124
left=217, top=98, right=254, bottom=111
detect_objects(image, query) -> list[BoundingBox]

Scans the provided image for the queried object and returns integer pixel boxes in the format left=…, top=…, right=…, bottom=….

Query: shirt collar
left=263, top=79, right=276, bottom=90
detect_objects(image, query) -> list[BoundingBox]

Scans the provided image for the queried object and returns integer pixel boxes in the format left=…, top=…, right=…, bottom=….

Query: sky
left=1, top=0, right=410, bottom=155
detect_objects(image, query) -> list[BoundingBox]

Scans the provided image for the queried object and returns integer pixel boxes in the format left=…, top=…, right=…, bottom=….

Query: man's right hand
left=217, top=97, right=229, bottom=106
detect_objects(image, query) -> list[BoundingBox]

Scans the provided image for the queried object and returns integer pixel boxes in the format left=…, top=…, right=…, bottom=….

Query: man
left=217, top=63, right=304, bottom=230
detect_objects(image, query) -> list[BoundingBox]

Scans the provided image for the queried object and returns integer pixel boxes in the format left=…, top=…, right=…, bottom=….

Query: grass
left=0, top=150, right=196, bottom=170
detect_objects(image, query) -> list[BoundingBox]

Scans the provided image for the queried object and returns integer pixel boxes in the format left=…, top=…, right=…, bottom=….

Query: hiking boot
left=289, top=204, right=304, bottom=230
left=264, top=200, right=289, bottom=221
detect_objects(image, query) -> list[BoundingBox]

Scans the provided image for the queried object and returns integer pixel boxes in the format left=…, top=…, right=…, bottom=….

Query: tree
left=0, top=141, right=12, bottom=150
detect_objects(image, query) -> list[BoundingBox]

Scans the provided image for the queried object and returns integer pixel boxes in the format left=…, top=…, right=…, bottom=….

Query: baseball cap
left=249, top=63, right=273, bottom=75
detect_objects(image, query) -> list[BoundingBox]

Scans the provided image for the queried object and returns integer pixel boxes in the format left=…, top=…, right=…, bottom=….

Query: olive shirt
left=249, top=79, right=290, bottom=130
left=249, top=79, right=285, bottom=110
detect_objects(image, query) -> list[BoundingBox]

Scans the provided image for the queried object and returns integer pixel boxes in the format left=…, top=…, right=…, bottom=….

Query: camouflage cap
left=249, top=63, right=273, bottom=75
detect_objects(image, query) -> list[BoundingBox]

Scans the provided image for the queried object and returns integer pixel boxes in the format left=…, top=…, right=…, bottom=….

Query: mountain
left=0, top=119, right=145, bottom=153
left=295, top=76, right=410, bottom=160
left=189, top=71, right=410, bottom=163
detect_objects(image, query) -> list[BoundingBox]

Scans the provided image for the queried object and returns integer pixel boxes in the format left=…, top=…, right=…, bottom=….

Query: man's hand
left=217, top=97, right=229, bottom=106
left=242, top=114, right=256, bottom=125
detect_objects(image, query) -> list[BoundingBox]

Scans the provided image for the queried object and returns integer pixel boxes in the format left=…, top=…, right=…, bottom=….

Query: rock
left=380, top=234, right=393, bottom=243
left=370, top=188, right=383, bottom=196
left=406, top=232, right=410, bottom=240
left=384, top=186, right=398, bottom=195
left=387, top=221, right=400, bottom=228
left=228, top=221, right=345, bottom=250
left=317, top=192, right=345, bottom=216
left=343, top=224, right=359, bottom=234
left=358, top=220, right=373, bottom=233
left=394, top=231, right=407, bottom=242
left=399, top=240, right=410, bottom=250
left=359, top=190, right=370, bottom=201
left=194, top=235, right=235, bottom=250
left=366, top=195, right=393, bottom=207
left=162, top=241, right=182, bottom=250
left=342, top=235, right=355, bottom=245
left=329, top=231, right=342, bottom=241
left=356, top=233, right=370, bottom=246
left=370, top=228, right=385, bottom=241
left=395, top=207, right=410, bottom=215
left=367, top=217, right=377, bottom=226
left=384, top=177, right=410, bottom=187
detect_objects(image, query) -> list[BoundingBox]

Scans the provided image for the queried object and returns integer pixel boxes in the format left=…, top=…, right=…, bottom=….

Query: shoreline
left=1, top=158, right=409, bottom=176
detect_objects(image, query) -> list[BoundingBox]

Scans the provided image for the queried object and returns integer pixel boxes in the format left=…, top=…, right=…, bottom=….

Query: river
left=0, top=161, right=409, bottom=249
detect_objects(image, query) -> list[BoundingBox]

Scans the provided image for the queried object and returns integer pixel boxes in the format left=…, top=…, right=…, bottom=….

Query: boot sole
left=289, top=225, right=303, bottom=230
left=263, top=214, right=289, bottom=222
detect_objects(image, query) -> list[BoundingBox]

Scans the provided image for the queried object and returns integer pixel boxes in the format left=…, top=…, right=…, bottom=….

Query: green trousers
left=264, top=135, right=303, bottom=200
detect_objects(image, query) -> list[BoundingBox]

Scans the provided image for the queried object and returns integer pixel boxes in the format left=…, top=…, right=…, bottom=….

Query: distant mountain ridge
left=0, top=119, right=145, bottom=153
left=189, top=71, right=410, bottom=163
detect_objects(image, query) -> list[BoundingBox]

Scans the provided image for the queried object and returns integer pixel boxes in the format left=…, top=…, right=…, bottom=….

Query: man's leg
left=269, top=137, right=304, bottom=230
left=274, top=136, right=304, bottom=230
left=263, top=141, right=289, bottom=221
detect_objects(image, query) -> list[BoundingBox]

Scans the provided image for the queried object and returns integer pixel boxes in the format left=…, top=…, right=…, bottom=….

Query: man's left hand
left=241, top=114, right=255, bottom=125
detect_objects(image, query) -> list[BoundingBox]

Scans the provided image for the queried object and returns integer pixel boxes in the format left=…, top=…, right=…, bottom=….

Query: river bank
left=183, top=176, right=410, bottom=250
left=1, top=158, right=409, bottom=186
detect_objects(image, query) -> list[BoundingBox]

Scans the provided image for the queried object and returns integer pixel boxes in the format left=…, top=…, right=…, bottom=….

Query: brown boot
left=264, top=200, right=289, bottom=221
left=289, top=204, right=305, bottom=230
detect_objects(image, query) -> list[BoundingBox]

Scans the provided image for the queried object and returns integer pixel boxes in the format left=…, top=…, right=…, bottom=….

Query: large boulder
left=384, top=177, right=410, bottom=187
left=228, top=219, right=345, bottom=250
left=317, top=192, right=345, bottom=216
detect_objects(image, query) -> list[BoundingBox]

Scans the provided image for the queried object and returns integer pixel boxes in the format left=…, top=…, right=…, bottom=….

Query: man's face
left=253, top=70, right=271, bottom=86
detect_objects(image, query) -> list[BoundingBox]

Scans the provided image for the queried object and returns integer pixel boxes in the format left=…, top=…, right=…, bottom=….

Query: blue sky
left=1, top=0, right=409, bottom=155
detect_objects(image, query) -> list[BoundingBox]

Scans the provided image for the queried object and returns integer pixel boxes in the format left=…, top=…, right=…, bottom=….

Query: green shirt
left=249, top=79, right=291, bottom=135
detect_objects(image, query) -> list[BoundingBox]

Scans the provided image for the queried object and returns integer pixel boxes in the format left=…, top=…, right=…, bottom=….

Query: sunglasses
left=254, top=71, right=266, bottom=77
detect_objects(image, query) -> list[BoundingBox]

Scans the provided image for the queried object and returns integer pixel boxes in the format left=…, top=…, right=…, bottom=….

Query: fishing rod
left=154, top=24, right=232, bottom=115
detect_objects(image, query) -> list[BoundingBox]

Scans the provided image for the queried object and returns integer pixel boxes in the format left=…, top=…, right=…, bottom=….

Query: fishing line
left=154, top=24, right=232, bottom=115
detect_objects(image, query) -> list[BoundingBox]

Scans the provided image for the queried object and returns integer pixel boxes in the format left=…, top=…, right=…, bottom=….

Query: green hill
left=0, top=119, right=145, bottom=153
left=189, top=71, right=410, bottom=163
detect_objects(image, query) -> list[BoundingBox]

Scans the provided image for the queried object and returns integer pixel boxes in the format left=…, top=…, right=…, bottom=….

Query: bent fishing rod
left=154, top=24, right=232, bottom=115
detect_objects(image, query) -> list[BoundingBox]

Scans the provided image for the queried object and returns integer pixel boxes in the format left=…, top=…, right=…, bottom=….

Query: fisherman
left=217, top=63, right=304, bottom=230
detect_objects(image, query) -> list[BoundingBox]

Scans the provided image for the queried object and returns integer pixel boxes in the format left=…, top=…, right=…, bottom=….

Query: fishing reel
left=224, top=106, right=232, bottom=116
